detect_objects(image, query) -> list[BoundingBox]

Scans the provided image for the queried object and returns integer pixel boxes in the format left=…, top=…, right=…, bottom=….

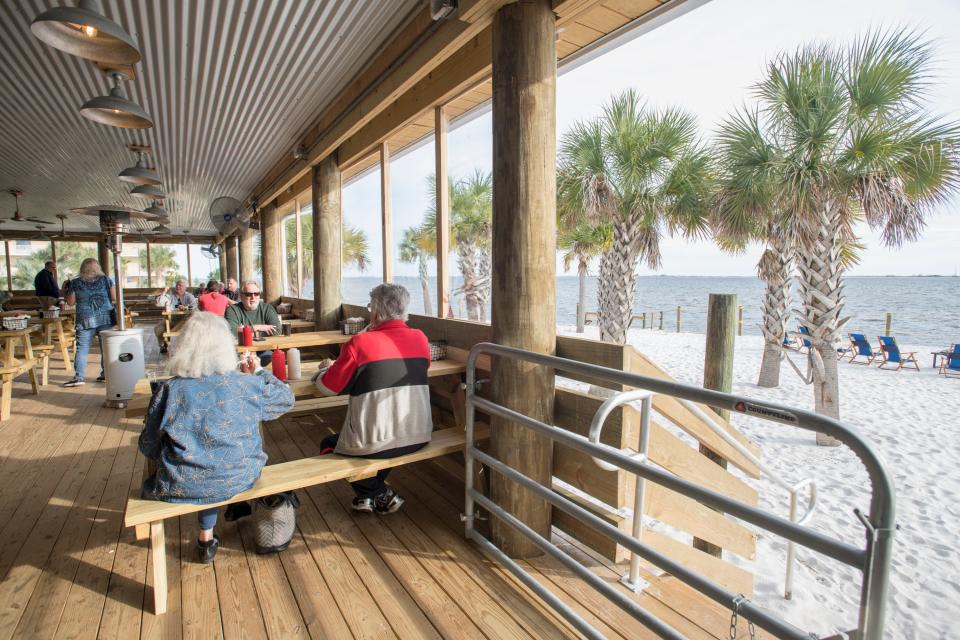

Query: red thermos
left=242, top=324, right=253, bottom=347
left=271, top=348, right=287, bottom=381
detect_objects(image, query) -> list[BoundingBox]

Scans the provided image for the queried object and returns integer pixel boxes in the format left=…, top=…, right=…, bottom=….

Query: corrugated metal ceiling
left=0, top=0, right=418, bottom=236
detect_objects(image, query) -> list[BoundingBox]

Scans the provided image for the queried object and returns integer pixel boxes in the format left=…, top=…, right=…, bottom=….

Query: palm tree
left=423, top=171, right=493, bottom=321
left=342, top=225, right=370, bottom=272
left=399, top=225, right=433, bottom=315
left=139, top=245, right=179, bottom=287
left=557, top=90, right=714, bottom=343
left=558, top=221, right=611, bottom=332
left=717, top=30, right=959, bottom=437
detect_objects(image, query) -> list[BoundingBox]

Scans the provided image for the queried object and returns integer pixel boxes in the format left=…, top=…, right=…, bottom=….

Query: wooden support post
left=676, top=305, right=681, bottom=333
left=4, top=241, right=10, bottom=291
left=146, top=242, right=152, bottom=287
left=435, top=106, right=450, bottom=318
left=659, top=310, right=664, bottom=331
left=490, top=0, right=557, bottom=559
left=738, top=304, right=743, bottom=336
left=50, top=240, right=57, bottom=272
left=313, top=156, right=341, bottom=330
left=380, top=142, right=393, bottom=283
left=185, top=239, right=192, bottom=287
left=884, top=312, right=891, bottom=336
left=226, top=235, right=239, bottom=283
left=218, top=241, right=228, bottom=283
left=295, top=200, right=303, bottom=297
left=261, top=201, right=282, bottom=304
left=641, top=312, right=646, bottom=329
left=695, top=293, right=737, bottom=558
left=239, top=227, right=256, bottom=284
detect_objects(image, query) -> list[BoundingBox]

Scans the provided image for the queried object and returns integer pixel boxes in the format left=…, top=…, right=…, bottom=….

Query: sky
left=340, top=0, right=960, bottom=278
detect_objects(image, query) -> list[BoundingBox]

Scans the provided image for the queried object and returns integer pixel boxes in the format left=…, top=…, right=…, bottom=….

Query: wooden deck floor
left=0, top=329, right=748, bottom=639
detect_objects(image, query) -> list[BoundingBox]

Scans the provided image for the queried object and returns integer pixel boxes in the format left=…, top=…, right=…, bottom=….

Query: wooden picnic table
left=0, top=325, right=41, bottom=420
left=32, top=316, right=75, bottom=373
left=161, top=309, right=193, bottom=348
left=235, top=329, right=350, bottom=353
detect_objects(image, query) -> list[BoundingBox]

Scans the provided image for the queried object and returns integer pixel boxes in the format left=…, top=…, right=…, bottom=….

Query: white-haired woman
left=63, top=258, right=115, bottom=387
left=138, top=312, right=294, bottom=563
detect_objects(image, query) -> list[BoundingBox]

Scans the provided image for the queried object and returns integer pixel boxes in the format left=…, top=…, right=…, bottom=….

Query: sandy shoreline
left=556, top=325, right=957, bottom=639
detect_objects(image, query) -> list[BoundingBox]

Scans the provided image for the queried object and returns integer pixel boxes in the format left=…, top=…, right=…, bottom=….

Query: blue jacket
left=139, top=370, right=294, bottom=504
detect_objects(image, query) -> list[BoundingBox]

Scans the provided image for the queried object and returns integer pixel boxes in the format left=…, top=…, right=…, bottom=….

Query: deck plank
left=210, top=516, right=269, bottom=640
left=54, top=416, right=143, bottom=639
left=139, top=515, right=182, bottom=640
left=3, top=406, right=124, bottom=638
left=273, top=418, right=439, bottom=640
left=177, top=514, right=224, bottom=639
left=260, top=426, right=388, bottom=640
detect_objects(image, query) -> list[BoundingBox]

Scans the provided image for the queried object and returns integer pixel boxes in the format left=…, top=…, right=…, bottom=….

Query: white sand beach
left=558, top=325, right=958, bottom=639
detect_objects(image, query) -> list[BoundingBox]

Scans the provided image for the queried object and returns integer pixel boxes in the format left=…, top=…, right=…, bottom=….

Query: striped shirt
left=315, top=320, right=432, bottom=455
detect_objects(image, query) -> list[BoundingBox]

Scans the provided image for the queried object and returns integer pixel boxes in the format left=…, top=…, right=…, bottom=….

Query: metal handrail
left=462, top=342, right=895, bottom=640
left=587, top=388, right=818, bottom=599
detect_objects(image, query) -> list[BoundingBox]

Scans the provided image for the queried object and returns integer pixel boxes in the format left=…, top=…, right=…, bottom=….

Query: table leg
left=23, top=336, right=38, bottom=395
left=0, top=374, right=11, bottom=421
left=4, top=337, right=15, bottom=369
left=56, top=320, right=74, bottom=373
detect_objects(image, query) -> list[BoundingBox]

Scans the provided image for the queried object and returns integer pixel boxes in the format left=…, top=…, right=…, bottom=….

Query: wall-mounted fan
left=201, top=244, right=222, bottom=259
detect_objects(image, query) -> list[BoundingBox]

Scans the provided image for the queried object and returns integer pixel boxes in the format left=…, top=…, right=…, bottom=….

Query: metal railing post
left=622, top=395, right=652, bottom=592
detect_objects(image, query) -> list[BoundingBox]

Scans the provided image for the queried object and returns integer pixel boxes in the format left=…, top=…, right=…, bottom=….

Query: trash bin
left=101, top=328, right=145, bottom=407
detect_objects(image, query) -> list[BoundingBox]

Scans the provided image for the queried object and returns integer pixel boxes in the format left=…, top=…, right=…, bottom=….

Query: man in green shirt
left=224, top=281, right=282, bottom=364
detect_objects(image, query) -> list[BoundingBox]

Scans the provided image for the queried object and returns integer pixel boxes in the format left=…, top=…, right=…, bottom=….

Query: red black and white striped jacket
left=315, top=320, right=432, bottom=455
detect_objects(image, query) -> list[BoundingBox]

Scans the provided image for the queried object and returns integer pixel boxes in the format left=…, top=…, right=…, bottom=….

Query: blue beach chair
left=796, top=325, right=812, bottom=354
left=939, top=344, right=960, bottom=378
left=845, top=333, right=879, bottom=365
left=877, top=335, right=920, bottom=371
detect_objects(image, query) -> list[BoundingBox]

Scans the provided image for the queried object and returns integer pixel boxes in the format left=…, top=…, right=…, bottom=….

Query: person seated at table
left=34, top=260, right=60, bottom=309
left=223, top=277, right=240, bottom=303
left=62, top=258, right=115, bottom=387
left=224, top=280, right=282, bottom=365
left=153, top=279, right=198, bottom=354
left=139, top=311, right=295, bottom=563
left=312, top=283, right=432, bottom=514
left=198, top=279, right=230, bottom=316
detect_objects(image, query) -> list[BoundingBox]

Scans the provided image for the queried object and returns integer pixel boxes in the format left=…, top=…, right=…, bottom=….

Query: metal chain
left=729, top=595, right=757, bottom=640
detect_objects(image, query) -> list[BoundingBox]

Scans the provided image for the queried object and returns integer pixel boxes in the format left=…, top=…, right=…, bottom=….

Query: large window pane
left=10, top=240, right=53, bottom=291
left=189, top=243, right=219, bottom=288
left=300, top=204, right=314, bottom=300
left=342, top=171, right=380, bottom=305
left=119, top=242, right=148, bottom=288
left=55, top=241, right=98, bottom=284
left=389, top=139, right=436, bottom=317
left=142, top=243, right=183, bottom=288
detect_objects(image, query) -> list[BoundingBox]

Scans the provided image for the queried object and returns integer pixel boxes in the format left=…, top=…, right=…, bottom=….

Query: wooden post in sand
left=489, top=0, right=557, bottom=559
left=695, top=293, right=737, bottom=558
left=885, top=312, right=892, bottom=336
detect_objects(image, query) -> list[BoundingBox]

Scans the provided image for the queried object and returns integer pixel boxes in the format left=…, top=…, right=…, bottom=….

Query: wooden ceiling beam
left=248, top=0, right=511, bottom=209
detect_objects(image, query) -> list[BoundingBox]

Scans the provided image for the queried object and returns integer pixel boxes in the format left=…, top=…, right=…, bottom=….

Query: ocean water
left=339, top=275, right=960, bottom=347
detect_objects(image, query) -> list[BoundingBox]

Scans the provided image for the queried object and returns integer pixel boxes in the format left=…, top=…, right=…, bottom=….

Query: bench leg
left=41, top=355, right=49, bottom=387
left=0, top=375, right=11, bottom=421
left=150, top=521, right=167, bottom=615
left=28, top=366, right=39, bottom=395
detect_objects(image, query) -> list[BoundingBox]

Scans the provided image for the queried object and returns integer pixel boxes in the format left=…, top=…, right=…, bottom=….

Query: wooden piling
left=695, top=293, right=737, bottom=558
left=313, top=156, right=342, bottom=330
left=225, top=235, right=239, bottom=283
left=490, top=0, right=557, bottom=559
left=261, top=201, right=281, bottom=304
left=676, top=305, right=681, bottom=333
left=738, top=304, right=743, bottom=336
left=885, top=312, right=892, bottom=336
left=238, top=226, right=256, bottom=284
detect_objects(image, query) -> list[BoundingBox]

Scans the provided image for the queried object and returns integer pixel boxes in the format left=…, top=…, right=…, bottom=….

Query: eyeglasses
left=242, top=291, right=260, bottom=297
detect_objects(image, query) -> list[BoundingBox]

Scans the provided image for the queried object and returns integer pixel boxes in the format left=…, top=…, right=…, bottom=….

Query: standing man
left=312, top=284, right=432, bottom=514
left=154, top=279, right=198, bottom=354
left=223, top=277, right=240, bottom=303
left=224, top=280, right=282, bottom=364
left=34, top=260, right=60, bottom=309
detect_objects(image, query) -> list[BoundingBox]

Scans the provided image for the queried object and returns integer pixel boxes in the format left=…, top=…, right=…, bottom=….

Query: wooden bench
left=125, top=424, right=488, bottom=614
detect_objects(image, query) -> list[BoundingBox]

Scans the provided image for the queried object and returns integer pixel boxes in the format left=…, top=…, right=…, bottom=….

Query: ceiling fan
left=5, top=189, right=47, bottom=225
left=33, top=223, right=51, bottom=241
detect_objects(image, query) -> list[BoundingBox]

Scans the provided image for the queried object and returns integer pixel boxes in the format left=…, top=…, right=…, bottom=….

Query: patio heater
left=71, top=205, right=158, bottom=407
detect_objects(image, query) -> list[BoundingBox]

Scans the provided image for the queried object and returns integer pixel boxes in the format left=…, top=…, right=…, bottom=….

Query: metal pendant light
left=31, top=0, right=141, bottom=65
left=119, top=144, right=161, bottom=185
left=144, top=199, right=166, bottom=217
left=130, top=183, right=165, bottom=199
left=80, top=72, right=153, bottom=129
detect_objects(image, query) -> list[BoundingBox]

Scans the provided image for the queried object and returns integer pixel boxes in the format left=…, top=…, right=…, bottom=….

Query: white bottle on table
left=287, top=347, right=301, bottom=380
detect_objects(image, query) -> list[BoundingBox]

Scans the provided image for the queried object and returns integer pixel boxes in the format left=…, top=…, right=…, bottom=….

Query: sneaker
left=351, top=497, right=375, bottom=514
left=374, top=488, right=404, bottom=515
left=159, top=345, right=168, bottom=355
left=62, top=377, right=84, bottom=387
left=96, top=374, right=105, bottom=382
left=197, top=535, right=220, bottom=564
